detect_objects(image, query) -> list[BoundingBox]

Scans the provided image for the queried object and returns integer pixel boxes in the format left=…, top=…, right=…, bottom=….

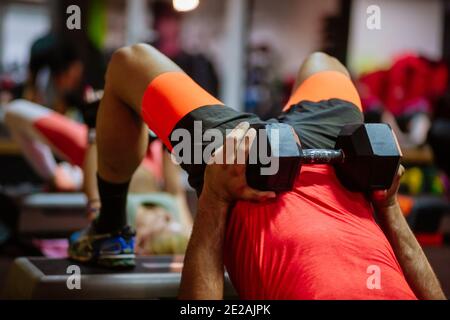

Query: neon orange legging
left=284, top=70, right=362, bottom=112
left=141, top=70, right=362, bottom=152
left=141, top=72, right=224, bottom=150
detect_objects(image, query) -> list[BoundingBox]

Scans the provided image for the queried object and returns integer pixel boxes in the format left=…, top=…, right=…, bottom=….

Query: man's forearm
left=178, top=194, right=229, bottom=300
left=377, top=202, right=446, bottom=299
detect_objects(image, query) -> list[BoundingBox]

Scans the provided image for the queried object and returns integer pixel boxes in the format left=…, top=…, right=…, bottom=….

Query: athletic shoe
left=68, top=224, right=136, bottom=268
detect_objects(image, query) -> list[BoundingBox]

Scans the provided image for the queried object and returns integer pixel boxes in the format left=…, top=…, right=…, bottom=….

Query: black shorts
left=173, top=99, right=362, bottom=194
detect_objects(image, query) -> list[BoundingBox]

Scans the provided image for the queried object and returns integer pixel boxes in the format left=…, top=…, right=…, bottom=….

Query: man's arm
left=178, top=122, right=276, bottom=300
left=372, top=166, right=446, bottom=300
left=178, top=193, right=229, bottom=300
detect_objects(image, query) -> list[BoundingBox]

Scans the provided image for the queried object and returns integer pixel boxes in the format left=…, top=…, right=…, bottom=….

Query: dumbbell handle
left=300, top=149, right=344, bottom=164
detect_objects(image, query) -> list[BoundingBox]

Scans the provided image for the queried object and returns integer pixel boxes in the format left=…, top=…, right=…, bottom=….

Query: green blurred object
left=87, top=0, right=106, bottom=49
left=428, top=168, right=445, bottom=195
left=401, top=166, right=445, bottom=196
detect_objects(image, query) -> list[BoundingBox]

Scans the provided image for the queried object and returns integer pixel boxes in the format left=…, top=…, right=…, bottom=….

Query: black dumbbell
left=246, top=122, right=402, bottom=192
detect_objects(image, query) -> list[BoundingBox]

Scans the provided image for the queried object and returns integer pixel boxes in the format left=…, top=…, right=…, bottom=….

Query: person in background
left=151, top=1, right=219, bottom=97
left=5, top=42, right=96, bottom=194
left=4, top=41, right=192, bottom=255
left=22, top=33, right=57, bottom=105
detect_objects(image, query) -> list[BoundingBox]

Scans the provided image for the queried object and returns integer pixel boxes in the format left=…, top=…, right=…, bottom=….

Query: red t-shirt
left=224, top=165, right=417, bottom=300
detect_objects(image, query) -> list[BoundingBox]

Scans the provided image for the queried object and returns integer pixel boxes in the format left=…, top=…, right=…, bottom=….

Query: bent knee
left=106, top=44, right=160, bottom=81
left=305, top=52, right=333, bottom=63
left=105, top=43, right=180, bottom=109
left=296, top=52, right=350, bottom=86
left=110, top=44, right=151, bottom=63
left=304, top=52, right=348, bottom=73
left=106, top=45, right=137, bottom=83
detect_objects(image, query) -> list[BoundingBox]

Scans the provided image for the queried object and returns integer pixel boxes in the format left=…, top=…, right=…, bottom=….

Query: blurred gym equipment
left=19, top=193, right=88, bottom=237
left=408, top=196, right=450, bottom=234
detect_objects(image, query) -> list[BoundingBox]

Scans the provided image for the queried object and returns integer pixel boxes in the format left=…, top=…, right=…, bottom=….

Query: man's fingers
left=229, top=121, right=250, bottom=139
left=225, top=122, right=250, bottom=164
left=394, top=165, right=405, bottom=182
left=371, top=165, right=404, bottom=204
left=207, top=122, right=251, bottom=165
left=237, top=127, right=256, bottom=165
left=391, top=164, right=405, bottom=188
left=398, top=165, right=405, bottom=178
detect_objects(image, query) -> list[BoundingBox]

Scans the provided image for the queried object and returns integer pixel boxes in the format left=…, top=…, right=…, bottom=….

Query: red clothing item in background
left=358, top=70, right=388, bottom=112
left=224, top=165, right=417, bottom=300
left=359, top=54, right=448, bottom=116
left=34, top=112, right=162, bottom=176
left=384, top=55, right=430, bottom=116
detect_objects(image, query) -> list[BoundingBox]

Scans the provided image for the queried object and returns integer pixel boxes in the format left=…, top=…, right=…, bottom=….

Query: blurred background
left=0, top=0, right=449, bottom=298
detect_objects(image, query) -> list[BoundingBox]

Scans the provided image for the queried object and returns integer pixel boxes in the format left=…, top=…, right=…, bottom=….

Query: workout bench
left=19, top=193, right=89, bottom=237
left=3, top=256, right=238, bottom=299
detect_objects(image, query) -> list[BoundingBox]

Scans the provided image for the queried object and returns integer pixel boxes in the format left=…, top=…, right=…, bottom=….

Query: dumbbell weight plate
left=334, top=123, right=402, bottom=191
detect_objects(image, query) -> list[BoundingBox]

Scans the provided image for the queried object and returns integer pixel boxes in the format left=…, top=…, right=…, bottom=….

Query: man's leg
left=97, top=44, right=181, bottom=181
left=69, top=45, right=184, bottom=266
left=95, top=42, right=227, bottom=222
left=284, top=52, right=361, bottom=112
left=278, top=52, right=363, bottom=151
left=92, top=45, right=182, bottom=234
left=71, top=43, right=257, bottom=267
left=293, top=52, right=350, bottom=89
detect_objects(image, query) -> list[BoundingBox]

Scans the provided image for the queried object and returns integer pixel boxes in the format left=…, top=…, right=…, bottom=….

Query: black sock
left=95, top=174, right=130, bottom=234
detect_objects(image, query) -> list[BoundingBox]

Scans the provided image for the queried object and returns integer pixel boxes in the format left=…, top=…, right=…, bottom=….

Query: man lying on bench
left=70, top=44, right=445, bottom=299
